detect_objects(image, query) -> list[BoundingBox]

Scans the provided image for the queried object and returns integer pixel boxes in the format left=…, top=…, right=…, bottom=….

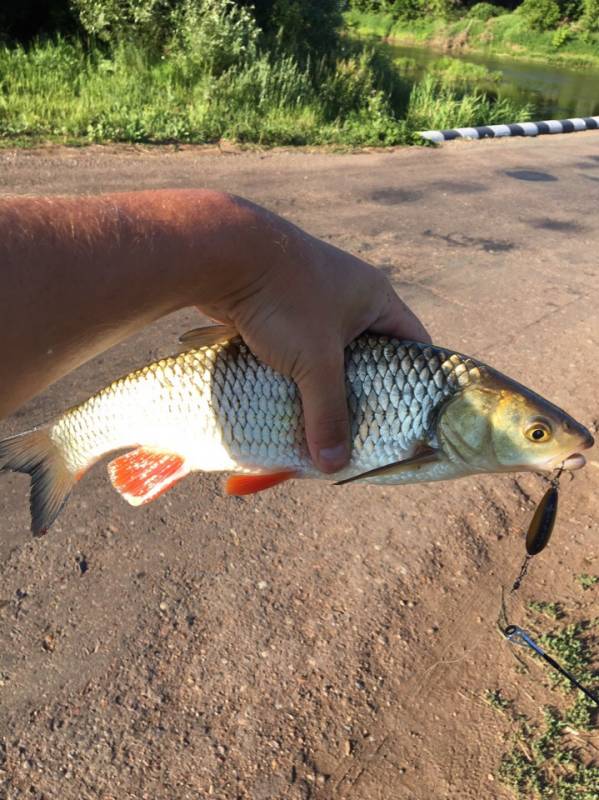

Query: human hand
left=0, top=188, right=429, bottom=450
left=193, top=197, right=431, bottom=474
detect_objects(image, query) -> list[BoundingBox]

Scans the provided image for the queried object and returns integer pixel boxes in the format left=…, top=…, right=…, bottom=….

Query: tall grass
left=0, top=38, right=531, bottom=147
left=408, top=75, right=530, bottom=131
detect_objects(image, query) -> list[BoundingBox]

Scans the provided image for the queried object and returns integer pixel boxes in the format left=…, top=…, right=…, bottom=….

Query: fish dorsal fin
left=335, top=446, right=439, bottom=486
left=178, top=323, right=239, bottom=349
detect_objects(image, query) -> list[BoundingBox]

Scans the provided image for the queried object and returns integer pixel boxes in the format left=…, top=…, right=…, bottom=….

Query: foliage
left=498, top=705, right=599, bottom=798
left=70, top=0, right=176, bottom=45
left=538, top=622, right=595, bottom=689
left=405, top=74, right=530, bottom=131
left=420, top=0, right=460, bottom=18
left=527, top=600, right=564, bottom=620
left=519, top=0, right=562, bottom=29
left=467, top=2, right=508, bottom=19
left=484, top=688, right=511, bottom=709
left=346, top=3, right=599, bottom=68
left=246, top=0, right=343, bottom=57
left=581, top=0, right=599, bottom=28
left=576, top=573, right=599, bottom=590
left=171, top=0, right=259, bottom=75
left=429, top=56, right=502, bottom=85
left=551, top=24, right=574, bottom=47
left=389, top=0, right=428, bottom=20
left=0, top=37, right=531, bottom=147
left=68, top=0, right=343, bottom=56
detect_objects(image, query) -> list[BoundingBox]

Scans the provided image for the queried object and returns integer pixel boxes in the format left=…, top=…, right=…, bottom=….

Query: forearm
left=0, top=189, right=267, bottom=418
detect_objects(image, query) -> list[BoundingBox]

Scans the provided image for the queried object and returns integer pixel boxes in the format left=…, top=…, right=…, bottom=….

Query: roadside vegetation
left=346, top=0, right=599, bottom=69
left=0, top=1, right=531, bottom=148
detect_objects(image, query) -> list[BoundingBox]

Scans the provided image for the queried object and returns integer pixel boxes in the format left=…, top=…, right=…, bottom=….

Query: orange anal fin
left=225, top=470, right=297, bottom=496
left=108, top=448, right=188, bottom=507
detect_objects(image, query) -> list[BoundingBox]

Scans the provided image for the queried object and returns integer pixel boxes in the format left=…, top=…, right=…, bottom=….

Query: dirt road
left=1, top=134, right=598, bottom=799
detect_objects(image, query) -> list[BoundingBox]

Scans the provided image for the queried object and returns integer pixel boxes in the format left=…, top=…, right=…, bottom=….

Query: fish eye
left=525, top=422, right=552, bottom=443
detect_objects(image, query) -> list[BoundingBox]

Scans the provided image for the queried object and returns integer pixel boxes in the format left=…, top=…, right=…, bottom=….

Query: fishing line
left=499, top=467, right=599, bottom=706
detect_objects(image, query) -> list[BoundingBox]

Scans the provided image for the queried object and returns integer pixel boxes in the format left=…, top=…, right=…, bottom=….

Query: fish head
left=436, top=369, right=594, bottom=475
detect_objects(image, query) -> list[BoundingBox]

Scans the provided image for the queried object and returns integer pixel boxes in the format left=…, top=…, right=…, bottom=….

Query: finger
left=369, top=286, right=432, bottom=345
left=295, top=349, right=350, bottom=474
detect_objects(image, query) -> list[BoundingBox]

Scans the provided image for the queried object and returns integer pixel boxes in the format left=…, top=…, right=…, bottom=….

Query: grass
left=428, top=56, right=502, bottom=87
left=576, top=574, right=599, bottom=591
left=0, top=37, right=532, bottom=148
left=490, top=604, right=599, bottom=798
left=498, top=706, right=599, bottom=798
left=345, top=9, right=599, bottom=70
left=528, top=600, right=564, bottom=621
left=406, top=74, right=531, bottom=131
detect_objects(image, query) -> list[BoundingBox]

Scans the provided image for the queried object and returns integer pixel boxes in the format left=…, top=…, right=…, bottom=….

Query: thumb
left=295, top=349, right=350, bottom=474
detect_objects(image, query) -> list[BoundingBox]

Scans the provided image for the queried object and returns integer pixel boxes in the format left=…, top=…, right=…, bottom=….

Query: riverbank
left=0, top=38, right=530, bottom=149
left=345, top=9, right=599, bottom=70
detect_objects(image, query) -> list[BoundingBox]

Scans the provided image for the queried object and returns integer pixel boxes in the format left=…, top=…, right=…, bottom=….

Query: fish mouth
left=547, top=430, right=595, bottom=472
left=561, top=453, right=587, bottom=471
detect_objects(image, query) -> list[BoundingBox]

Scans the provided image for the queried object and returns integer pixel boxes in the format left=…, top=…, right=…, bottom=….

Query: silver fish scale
left=52, top=334, right=485, bottom=477
left=210, top=336, right=484, bottom=473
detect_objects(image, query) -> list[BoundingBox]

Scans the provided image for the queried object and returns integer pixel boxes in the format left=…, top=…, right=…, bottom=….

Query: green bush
left=430, top=56, right=502, bottom=85
left=519, top=0, right=562, bottom=30
left=70, top=1, right=343, bottom=58
left=581, top=0, right=599, bottom=29
left=420, top=0, right=459, bottom=19
left=551, top=23, right=573, bottom=45
left=467, top=2, right=507, bottom=21
left=388, top=0, right=424, bottom=20
left=70, top=0, right=177, bottom=45
left=248, top=0, right=343, bottom=57
left=171, top=0, right=259, bottom=75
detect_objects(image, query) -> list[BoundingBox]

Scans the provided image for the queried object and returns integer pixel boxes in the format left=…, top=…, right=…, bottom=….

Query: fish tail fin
left=0, top=427, right=75, bottom=537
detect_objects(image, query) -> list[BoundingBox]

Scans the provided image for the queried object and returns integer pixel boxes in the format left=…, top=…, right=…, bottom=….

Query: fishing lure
left=511, top=470, right=562, bottom=593
left=499, top=467, right=598, bottom=704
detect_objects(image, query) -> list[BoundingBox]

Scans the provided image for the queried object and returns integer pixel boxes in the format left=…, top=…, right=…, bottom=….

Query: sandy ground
left=0, top=134, right=598, bottom=800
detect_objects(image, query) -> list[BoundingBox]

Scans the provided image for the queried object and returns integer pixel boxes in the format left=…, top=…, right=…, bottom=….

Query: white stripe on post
left=453, top=127, right=480, bottom=139
left=570, top=118, right=587, bottom=130
left=419, top=131, right=445, bottom=143
left=519, top=122, right=539, bottom=135
left=488, top=124, right=511, bottom=137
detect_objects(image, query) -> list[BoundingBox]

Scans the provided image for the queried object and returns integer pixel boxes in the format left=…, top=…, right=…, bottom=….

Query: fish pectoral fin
left=178, top=323, right=239, bottom=349
left=225, top=470, right=298, bottom=496
left=107, top=448, right=189, bottom=507
left=335, top=446, right=440, bottom=486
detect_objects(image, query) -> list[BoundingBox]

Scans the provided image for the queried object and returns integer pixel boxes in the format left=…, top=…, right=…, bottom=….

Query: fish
left=0, top=324, right=594, bottom=537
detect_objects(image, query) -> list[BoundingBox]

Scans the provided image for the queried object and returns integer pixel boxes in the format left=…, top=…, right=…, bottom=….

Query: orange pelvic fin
left=108, top=448, right=188, bottom=506
left=225, top=470, right=297, bottom=496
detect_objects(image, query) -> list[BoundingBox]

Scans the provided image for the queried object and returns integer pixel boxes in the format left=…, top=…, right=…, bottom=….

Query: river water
left=385, top=41, right=599, bottom=120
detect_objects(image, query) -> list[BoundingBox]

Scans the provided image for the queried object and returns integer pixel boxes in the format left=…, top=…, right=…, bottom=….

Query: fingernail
left=318, top=443, right=348, bottom=473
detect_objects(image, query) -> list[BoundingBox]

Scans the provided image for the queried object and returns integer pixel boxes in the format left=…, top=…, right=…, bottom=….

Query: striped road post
left=420, top=116, right=599, bottom=143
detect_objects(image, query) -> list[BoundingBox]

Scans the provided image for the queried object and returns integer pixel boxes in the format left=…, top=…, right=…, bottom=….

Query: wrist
left=156, top=190, right=277, bottom=316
